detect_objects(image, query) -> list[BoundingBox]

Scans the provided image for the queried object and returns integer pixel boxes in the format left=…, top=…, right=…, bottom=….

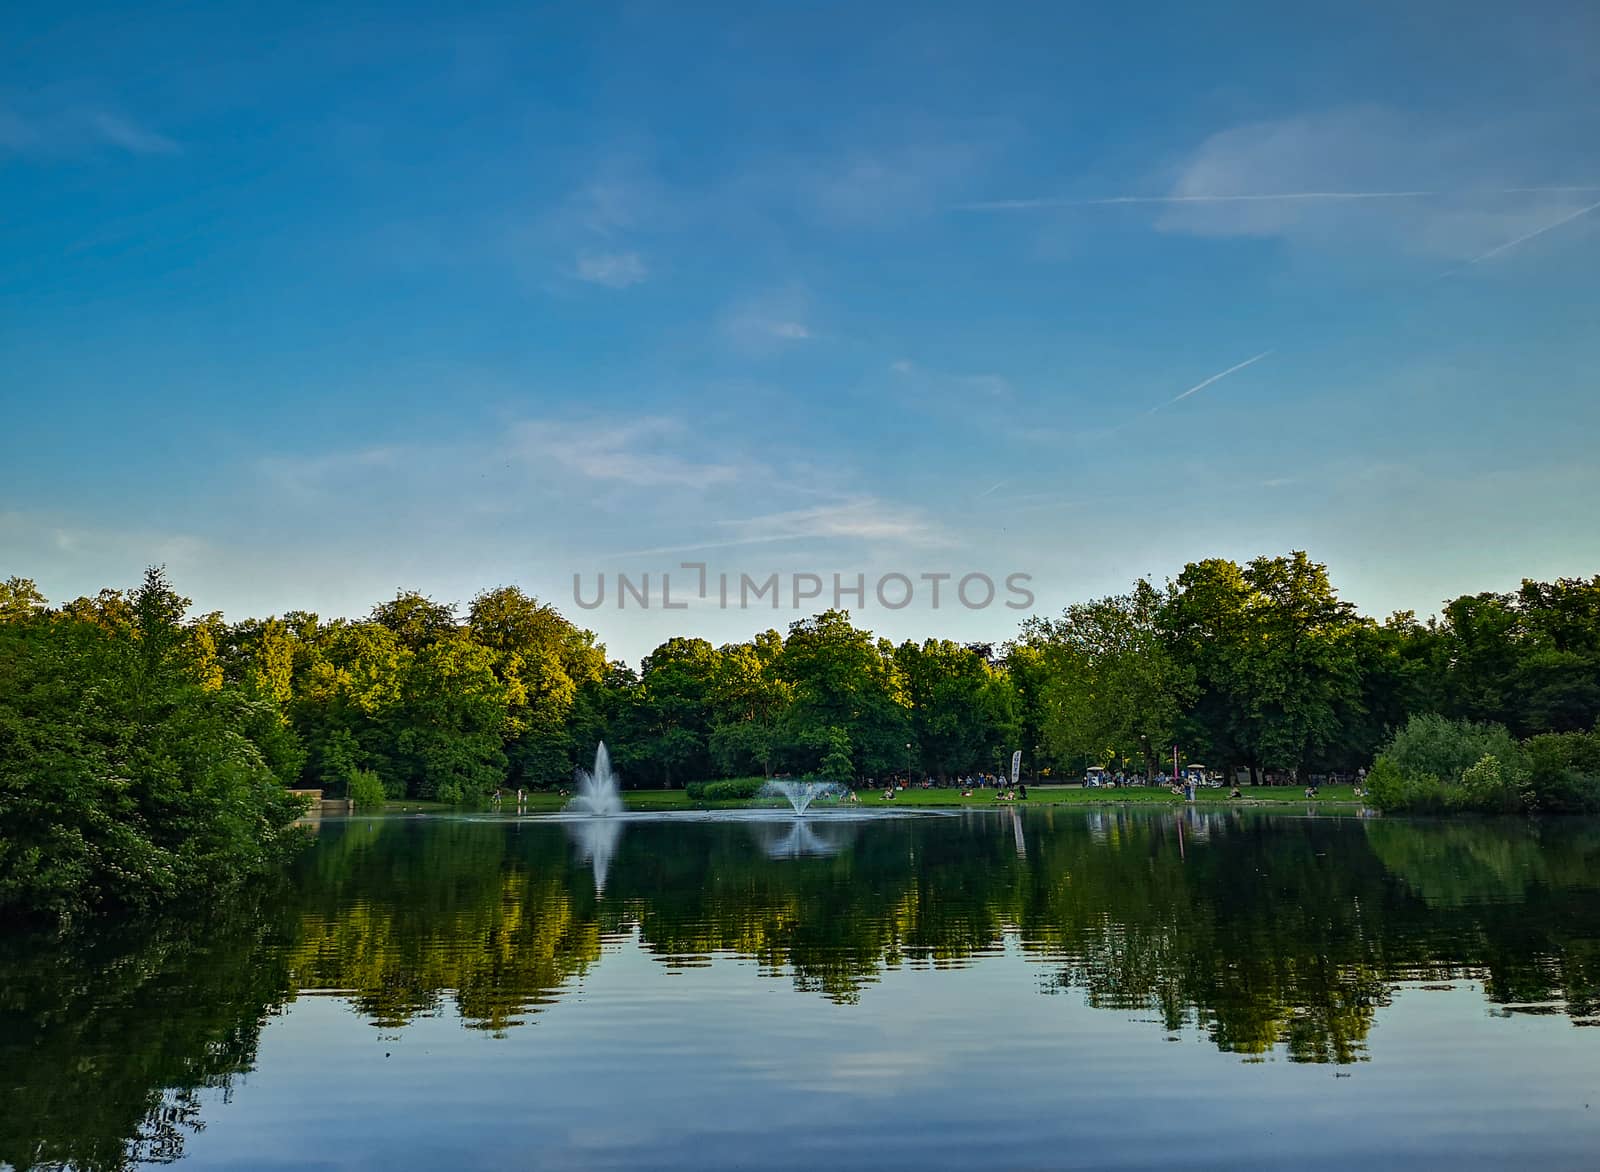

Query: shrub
left=686, top=777, right=764, bottom=802
left=1366, top=714, right=1528, bottom=814
left=1523, top=729, right=1600, bottom=814
left=347, top=768, right=388, bottom=809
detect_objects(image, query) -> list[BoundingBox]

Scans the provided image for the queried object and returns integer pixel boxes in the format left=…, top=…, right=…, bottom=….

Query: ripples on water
left=3, top=808, right=1598, bottom=1170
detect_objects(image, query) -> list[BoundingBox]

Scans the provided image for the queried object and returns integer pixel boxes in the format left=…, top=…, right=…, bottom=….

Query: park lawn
left=381, top=782, right=1362, bottom=815
left=853, top=783, right=1362, bottom=808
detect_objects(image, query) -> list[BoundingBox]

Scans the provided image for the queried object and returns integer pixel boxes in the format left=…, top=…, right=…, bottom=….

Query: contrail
left=956, top=186, right=1600, bottom=212
left=1438, top=197, right=1600, bottom=277
left=1161, top=350, right=1273, bottom=410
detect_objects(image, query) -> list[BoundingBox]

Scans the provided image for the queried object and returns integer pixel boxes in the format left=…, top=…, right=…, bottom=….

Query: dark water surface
left=4, top=807, right=1599, bottom=1171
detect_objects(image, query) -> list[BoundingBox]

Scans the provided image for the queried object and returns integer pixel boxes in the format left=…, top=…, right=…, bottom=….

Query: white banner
left=1010, top=750, right=1021, bottom=785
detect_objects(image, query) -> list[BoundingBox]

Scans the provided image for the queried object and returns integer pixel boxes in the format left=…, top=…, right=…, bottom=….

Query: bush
left=347, top=768, right=388, bottom=809
left=1366, top=714, right=1528, bottom=814
left=1523, top=729, right=1600, bottom=814
left=685, top=777, right=765, bottom=802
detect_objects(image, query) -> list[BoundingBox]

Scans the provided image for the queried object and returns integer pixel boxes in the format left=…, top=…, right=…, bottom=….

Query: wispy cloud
left=508, top=417, right=741, bottom=490
left=957, top=186, right=1600, bottom=211
left=0, top=100, right=180, bottom=157
left=84, top=111, right=180, bottom=155
left=720, top=287, right=814, bottom=353
left=801, top=141, right=985, bottom=226
left=607, top=496, right=952, bottom=558
left=256, top=446, right=408, bottom=502
left=961, top=107, right=1600, bottom=266
left=890, top=359, right=1013, bottom=402
left=519, top=153, right=666, bottom=289
left=575, top=250, right=648, bottom=288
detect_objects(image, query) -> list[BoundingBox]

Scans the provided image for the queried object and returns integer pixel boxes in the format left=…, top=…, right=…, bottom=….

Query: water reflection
left=749, top=816, right=857, bottom=859
left=566, top=815, right=624, bottom=892
left=3, top=810, right=1598, bottom=1169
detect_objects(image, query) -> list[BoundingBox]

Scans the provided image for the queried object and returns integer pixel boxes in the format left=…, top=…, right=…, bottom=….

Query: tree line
left=6, top=551, right=1600, bottom=797
left=5, top=551, right=1600, bottom=913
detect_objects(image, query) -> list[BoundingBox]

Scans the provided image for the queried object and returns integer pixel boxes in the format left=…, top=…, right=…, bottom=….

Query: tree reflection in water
left=3, top=809, right=1598, bottom=1170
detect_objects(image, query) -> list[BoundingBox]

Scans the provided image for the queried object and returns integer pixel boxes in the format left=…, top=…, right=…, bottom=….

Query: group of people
left=491, top=788, right=527, bottom=808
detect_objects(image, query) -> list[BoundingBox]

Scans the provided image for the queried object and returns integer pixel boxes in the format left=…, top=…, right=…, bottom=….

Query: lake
left=4, top=807, right=1598, bottom=1171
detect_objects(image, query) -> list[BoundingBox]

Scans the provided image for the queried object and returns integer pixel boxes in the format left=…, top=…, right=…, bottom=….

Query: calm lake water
left=5, top=807, right=1599, bottom=1171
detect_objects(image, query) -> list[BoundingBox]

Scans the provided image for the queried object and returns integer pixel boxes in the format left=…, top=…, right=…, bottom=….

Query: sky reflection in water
left=3, top=808, right=1598, bottom=1171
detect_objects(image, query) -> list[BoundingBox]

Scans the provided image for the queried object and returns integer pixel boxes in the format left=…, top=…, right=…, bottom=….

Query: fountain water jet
left=759, top=778, right=843, bottom=815
left=567, top=742, right=625, bottom=817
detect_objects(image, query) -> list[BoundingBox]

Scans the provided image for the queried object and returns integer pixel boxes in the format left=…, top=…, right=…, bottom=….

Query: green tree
left=1025, top=580, right=1194, bottom=778
left=776, top=611, right=909, bottom=779
left=1164, top=553, right=1363, bottom=781
left=894, top=638, right=1018, bottom=778
left=707, top=632, right=792, bottom=778
left=0, top=568, right=305, bottom=922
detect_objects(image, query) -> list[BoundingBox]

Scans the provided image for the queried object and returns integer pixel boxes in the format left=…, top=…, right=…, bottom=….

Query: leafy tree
left=390, top=634, right=511, bottom=802
left=895, top=638, right=1018, bottom=778
left=776, top=611, right=909, bottom=778
left=0, top=568, right=305, bottom=922
left=1164, top=553, right=1363, bottom=781
left=632, top=638, right=719, bottom=787
left=1522, top=728, right=1600, bottom=813
left=707, top=632, right=792, bottom=778
left=467, top=585, right=605, bottom=788
left=0, top=576, right=46, bottom=622
left=1025, top=580, right=1194, bottom=778
left=369, top=590, right=458, bottom=650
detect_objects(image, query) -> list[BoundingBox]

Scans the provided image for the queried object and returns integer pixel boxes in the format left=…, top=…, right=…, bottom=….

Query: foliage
left=0, top=569, right=306, bottom=923
left=1023, top=579, right=1193, bottom=775
left=1365, top=714, right=1528, bottom=813
left=1522, top=728, right=1600, bottom=814
left=684, top=777, right=766, bottom=801
left=346, top=767, right=388, bottom=809
left=9, top=553, right=1600, bottom=888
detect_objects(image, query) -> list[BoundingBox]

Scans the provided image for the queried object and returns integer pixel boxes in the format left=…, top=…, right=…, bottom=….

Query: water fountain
left=759, top=778, right=843, bottom=815
left=567, top=741, right=625, bottom=816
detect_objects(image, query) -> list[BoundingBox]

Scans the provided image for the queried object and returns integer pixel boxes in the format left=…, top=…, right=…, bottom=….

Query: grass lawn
left=371, top=782, right=1363, bottom=816
left=853, top=782, right=1362, bottom=808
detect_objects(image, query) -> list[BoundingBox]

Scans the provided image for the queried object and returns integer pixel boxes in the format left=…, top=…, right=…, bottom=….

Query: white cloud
left=606, top=495, right=952, bottom=558
left=518, top=152, right=669, bottom=289
left=507, top=417, right=742, bottom=490
left=0, top=100, right=179, bottom=157
left=83, top=111, right=180, bottom=155
left=1153, top=107, right=1597, bottom=262
left=888, top=359, right=1014, bottom=412
left=719, top=287, right=815, bottom=353
left=803, top=140, right=985, bottom=226
left=256, top=446, right=408, bottom=502
left=961, top=106, right=1600, bottom=266
left=716, top=497, right=952, bottom=548
left=574, top=250, right=648, bottom=288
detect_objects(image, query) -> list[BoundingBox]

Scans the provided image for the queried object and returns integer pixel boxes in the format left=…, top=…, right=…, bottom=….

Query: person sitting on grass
left=1229, top=786, right=1242, bottom=799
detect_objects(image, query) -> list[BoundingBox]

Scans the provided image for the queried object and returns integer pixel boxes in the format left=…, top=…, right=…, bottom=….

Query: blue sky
left=4, top=1, right=1599, bottom=662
